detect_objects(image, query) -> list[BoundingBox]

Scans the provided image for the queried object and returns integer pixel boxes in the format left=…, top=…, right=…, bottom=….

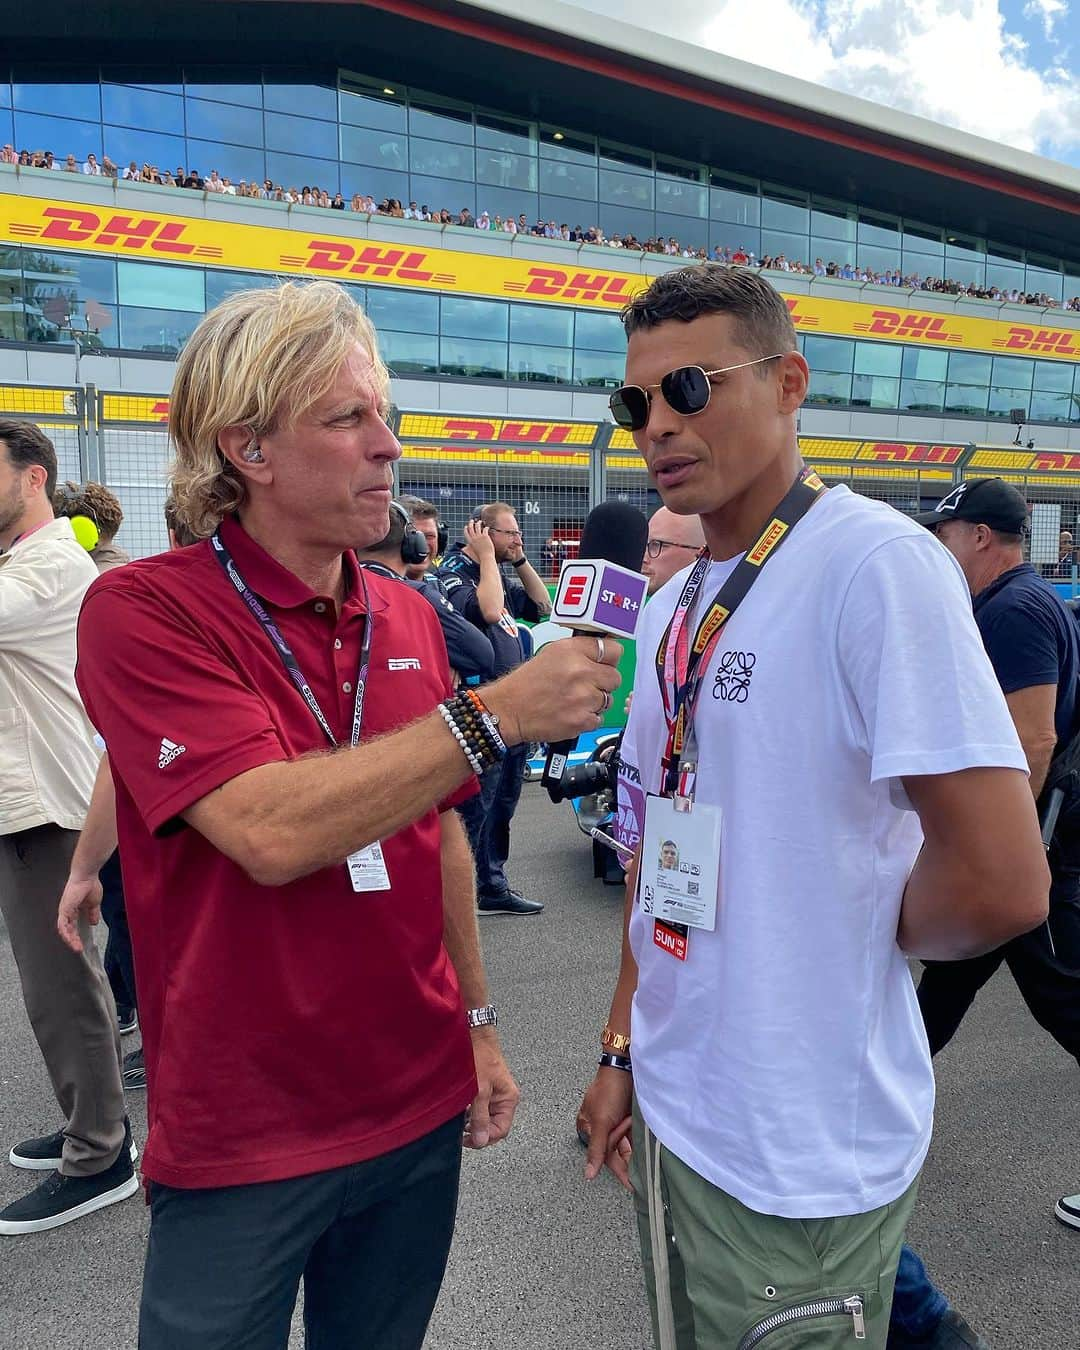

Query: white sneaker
left=1054, top=1194, right=1080, bottom=1230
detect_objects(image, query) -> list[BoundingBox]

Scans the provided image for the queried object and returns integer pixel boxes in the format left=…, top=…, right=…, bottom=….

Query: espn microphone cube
left=552, top=559, right=648, bottom=638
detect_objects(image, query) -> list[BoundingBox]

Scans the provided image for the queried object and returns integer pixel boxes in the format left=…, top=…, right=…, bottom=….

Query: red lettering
left=562, top=574, right=589, bottom=607
left=148, top=222, right=195, bottom=256
left=94, top=215, right=159, bottom=249
left=523, top=267, right=569, bottom=296
left=442, top=419, right=495, bottom=441
left=1032, top=452, right=1080, bottom=472
left=348, top=244, right=407, bottom=278
left=392, top=251, right=434, bottom=283
left=306, top=240, right=355, bottom=272
left=39, top=206, right=100, bottom=242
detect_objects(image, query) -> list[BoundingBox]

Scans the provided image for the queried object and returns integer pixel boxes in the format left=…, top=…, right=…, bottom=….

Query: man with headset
left=356, top=502, right=495, bottom=684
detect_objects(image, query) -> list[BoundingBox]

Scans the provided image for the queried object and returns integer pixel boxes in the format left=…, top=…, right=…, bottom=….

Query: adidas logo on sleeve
left=158, top=737, right=187, bottom=769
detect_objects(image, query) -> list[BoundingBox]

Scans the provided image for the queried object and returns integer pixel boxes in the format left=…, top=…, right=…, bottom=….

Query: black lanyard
left=656, top=468, right=827, bottom=796
left=211, top=530, right=372, bottom=750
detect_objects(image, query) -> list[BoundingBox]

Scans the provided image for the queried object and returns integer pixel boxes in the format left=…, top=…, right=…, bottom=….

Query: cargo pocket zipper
left=736, top=1293, right=866, bottom=1348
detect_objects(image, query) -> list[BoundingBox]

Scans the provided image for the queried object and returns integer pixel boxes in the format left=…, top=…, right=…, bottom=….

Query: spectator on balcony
left=82, top=153, right=101, bottom=176
left=814, top=258, right=826, bottom=276
left=17, top=149, right=30, bottom=165
left=477, top=211, right=491, bottom=230
left=731, top=245, right=749, bottom=265
left=317, top=189, right=331, bottom=208
left=102, top=156, right=118, bottom=178
left=457, top=207, right=475, bottom=227
left=0, top=143, right=15, bottom=164
left=42, top=151, right=56, bottom=169
left=517, top=213, right=528, bottom=233
left=205, top=170, right=223, bottom=193
left=331, top=192, right=345, bottom=210
left=403, top=200, right=420, bottom=219
left=419, top=204, right=432, bottom=221
left=504, top=214, right=517, bottom=233
left=182, top=168, right=203, bottom=190
left=218, top=177, right=234, bottom=195
left=122, top=161, right=140, bottom=182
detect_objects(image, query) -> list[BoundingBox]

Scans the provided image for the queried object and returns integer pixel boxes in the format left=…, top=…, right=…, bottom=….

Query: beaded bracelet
left=437, top=701, right=485, bottom=775
left=598, top=1051, right=633, bottom=1073
left=463, top=689, right=507, bottom=755
left=438, top=694, right=505, bottom=775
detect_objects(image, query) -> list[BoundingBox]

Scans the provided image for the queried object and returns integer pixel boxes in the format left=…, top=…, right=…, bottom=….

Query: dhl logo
left=279, top=240, right=454, bottom=285
left=856, top=443, right=964, bottom=464
left=1030, top=452, right=1080, bottom=473
left=852, top=311, right=962, bottom=344
left=746, top=519, right=787, bottom=566
left=398, top=415, right=595, bottom=446
left=785, top=299, right=820, bottom=328
left=991, top=327, right=1080, bottom=357
left=10, top=206, right=223, bottom=259
left=692, top=604, right=729, bottom=655
left=504, top=267, right=635, bottom=306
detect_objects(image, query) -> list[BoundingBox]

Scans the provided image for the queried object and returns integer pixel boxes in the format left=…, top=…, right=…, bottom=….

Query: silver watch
left=466, top=1004, right=498, bottom=1029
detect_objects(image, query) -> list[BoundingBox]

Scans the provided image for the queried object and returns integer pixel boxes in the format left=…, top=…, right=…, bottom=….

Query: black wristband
left=511, top=556, right=527, bottom=567
left=598, top=1051, right=632, bottom=1073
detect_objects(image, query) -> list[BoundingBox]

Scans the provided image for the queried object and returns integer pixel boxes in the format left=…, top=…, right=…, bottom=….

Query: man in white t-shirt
left=577, top=264, right=1049, bottom=1349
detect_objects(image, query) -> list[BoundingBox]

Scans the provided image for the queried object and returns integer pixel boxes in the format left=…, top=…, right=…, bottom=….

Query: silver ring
left=596, top=636, right=605, bottom=663
left=600, top=690, right=613, bottom=712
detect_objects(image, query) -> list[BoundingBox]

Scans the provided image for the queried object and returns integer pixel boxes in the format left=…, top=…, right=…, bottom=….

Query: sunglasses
left=609, top=355, right=786, bottom=432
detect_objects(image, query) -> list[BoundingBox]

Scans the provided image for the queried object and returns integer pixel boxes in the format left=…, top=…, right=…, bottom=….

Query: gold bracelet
left=601, top=1026, right=631, bottom=1054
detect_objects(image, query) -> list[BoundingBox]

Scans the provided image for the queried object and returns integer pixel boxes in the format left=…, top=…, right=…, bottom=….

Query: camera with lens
left=546, top=756, right=615, bottom=804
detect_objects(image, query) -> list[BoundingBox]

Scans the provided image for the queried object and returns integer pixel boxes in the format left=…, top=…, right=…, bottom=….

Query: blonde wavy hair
left=168, top=281, right=388, bottom=538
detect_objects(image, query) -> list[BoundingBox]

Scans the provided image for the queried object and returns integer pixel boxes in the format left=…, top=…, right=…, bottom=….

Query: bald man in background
left=642, top=506, right=705, bottom=596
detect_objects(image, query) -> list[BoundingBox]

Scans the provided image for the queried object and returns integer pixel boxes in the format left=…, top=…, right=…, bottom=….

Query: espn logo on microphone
left=552, top=559, right=648, bottom=638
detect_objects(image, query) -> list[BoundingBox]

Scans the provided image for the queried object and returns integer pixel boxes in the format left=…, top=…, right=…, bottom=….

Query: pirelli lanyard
left=211, top=531, right=372, bottom=751
left=657, top=469, right=827, bottom=799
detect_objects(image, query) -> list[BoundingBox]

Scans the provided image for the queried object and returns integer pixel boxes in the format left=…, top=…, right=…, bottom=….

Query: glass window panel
left=380, top=330, right=438, bottom=374
left=185, top=98, right=264, bottom=148
left=1025, top=267, right=1063, bottom=301
left=409, top=138, right=474, bottom=181
left=539, top=157, right=597, bottom=201
left=539, top=195, right=591, bottom=230
left=761, top=230, right=806, bottom=264
left=265, top=151, right=338, bottom=194
left=103, top=126, right=187, bottom=175
left=902, top=347, right=949, bottom=380
left=478, top=186, right=536, bottom=225
left=1066, top=275, right=1080, bottom=305
left=365, top=287, right=438, bottom=334
left=709, top=187, right=760, bottom=225
left=13, top=111, right=99, bottom=161
left=339, top=165, right=408, bottom=204
left=0, top=80, right=11, bottom=109
left=855, top=244, right=901, bottom=275
left=0, top=110, right=10, bottom=148
left=904, top=222, right=944, bottom=251
left=13, top=75, right=100, bottom=121
left=810, top=206, right=856, bottom=241
left=23, top=249, right=117, bottom=304
left=900, top=379, right=945, bottom=412
left=475, top=114, right=534, bottom=155
left=599, top=141, right=652, bottom=171
left=1030, top=390, right=1075, bottom=423
left=851, top=374, right=899, bottom=408
left=439, top=336, right=506, bottom=379
left=339, top=89, right=406, bottom=133
left=117, top=260, right=205, bottom=311
left=656, top=178, right=706, bottom=218
left=186, top=138, right=265, bottom=185
left=476, top=148, right=536, bottom=192
left=812, top=238, right=855, bottom=268
left=986, top=261, right=1025, bottom=292
left=948, top=351, right=992, bottom=385
left=510, top=305, right=573, bottom=347
left=102, top=85, right=184, bottom=135
left=602, top=205, right=654, bottom=244
left=806, top=371, right=852, bottom=405
left=991, top=356, right=1033, bottom=389
left=509, top=341, right=572, bottom=382
left=119, top=304, right=201, bottom=353
left=441, top=296, right=508, bottom=341
left=708, top=222, right=760, bottom=258
left=408, top=105, right=473, bottom=145
left=900, top=255, right=938, bottom=284
left=599, top=168, right=653, bottom=210
left=1033, top=360, right=1074, bottom=392
left=540, top=130, right=596, bottom=165
left=574, top=349, right=623, bottom=387
left=205, top=269, right=273, bottom=307
left=804, top=336, right=854, bottom=372
left=263, top=81, right=336, bottom=122
left=853, top=343, right=902, bottom=377
left=340, top=123, right=408, bottom=171
left=574, top=310, right=625, bottom=352
left=656, top=213, right=707, bottom=251
left=102, top=67, right=183, bottom=94
left=185, top=69, right=263, bottom=106
left=761, top=196, right=808, bottom=233
left=409, top=174, right=474, bottom=217
left=987, top=386, right=1031, bottom=418
left=944, top=383, right=989, bottom=415
left=944, top=249, right=985, bottom=286
left=858, top=215, right=900, bottom=247
left=264, top=110, right=336, bottom=159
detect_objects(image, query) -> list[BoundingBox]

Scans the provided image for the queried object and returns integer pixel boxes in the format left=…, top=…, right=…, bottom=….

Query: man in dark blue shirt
left=439, top=503, right=552, bottom=916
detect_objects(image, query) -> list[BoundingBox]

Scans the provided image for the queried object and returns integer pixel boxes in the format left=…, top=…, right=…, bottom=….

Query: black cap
left=913, top=478, right=1028, bottom=534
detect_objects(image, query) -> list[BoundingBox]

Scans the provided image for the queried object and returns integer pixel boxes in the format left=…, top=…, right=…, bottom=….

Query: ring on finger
left=596, top=636, right=605, bottom=663
left=599, top=690, right=613, bottom=712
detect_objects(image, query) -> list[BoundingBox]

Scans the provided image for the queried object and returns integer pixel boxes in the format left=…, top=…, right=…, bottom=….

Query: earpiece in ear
left=243, top=441, right=264, bottom=463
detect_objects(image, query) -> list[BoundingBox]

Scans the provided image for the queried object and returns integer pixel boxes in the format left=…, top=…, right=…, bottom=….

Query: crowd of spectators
left=4, top=140, right=1079, bottom=312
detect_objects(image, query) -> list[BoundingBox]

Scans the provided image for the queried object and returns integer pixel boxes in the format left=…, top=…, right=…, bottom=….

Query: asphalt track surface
left=0, top=785, right=1075, bottom=1349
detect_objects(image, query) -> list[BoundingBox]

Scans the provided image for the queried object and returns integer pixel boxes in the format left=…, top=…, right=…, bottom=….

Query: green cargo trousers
left=630, top=1102, right=919, bottom=1349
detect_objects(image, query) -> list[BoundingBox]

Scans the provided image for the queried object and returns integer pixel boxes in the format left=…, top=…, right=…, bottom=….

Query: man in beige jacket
left=0, top=420, right=135, bottom=1235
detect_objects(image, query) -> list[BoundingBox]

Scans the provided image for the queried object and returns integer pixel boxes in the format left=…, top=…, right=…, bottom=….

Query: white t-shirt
left=618, top=486, right=1026, bottom=1218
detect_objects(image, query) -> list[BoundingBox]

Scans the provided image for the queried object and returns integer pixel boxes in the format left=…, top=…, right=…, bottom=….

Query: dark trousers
left=100, top=848, right=137, bottom=1014
left=456, top=743, right=526, bottom=897
left=139, top=1112, right=463, bottom=1350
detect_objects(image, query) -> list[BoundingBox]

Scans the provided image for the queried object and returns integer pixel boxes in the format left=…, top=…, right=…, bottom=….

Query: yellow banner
left=101, top=393, right=171, bottom=424
left=401, top=444, right=590, bottom=469
left=969, top=447, right=1080, bottom=474
left=0, top=383, right=78, bottom=416
left=5, top=193, right=1080, bottom=363
left=397, top=414, right=596, bottom=446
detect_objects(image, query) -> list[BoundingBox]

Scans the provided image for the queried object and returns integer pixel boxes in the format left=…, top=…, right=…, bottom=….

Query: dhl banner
left=4, top=193, right=1080, bottom=363
left=0, top=383, right=79, bottom=417
left=396, top=414, right=596, bottom=446
left=401, top=443, right=590, bottom=468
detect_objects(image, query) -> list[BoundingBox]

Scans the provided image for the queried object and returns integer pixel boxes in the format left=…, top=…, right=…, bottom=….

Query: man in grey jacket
left=0, top=420, right=135, bottom=1235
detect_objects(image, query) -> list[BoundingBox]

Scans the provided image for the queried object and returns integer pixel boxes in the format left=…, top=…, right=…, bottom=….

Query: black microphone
left=540, top=501, right=649, bottom=801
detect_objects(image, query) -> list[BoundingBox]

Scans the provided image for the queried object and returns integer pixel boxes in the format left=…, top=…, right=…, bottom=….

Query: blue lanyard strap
left=211, top=531, right=372, bottom=750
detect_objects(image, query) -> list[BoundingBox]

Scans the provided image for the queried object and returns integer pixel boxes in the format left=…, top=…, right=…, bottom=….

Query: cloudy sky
left=572, top=0, right=1080, bottom=169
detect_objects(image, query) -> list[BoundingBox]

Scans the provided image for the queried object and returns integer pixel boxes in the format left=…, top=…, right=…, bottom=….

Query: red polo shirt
left=75, top=514, right=477, bottom=1189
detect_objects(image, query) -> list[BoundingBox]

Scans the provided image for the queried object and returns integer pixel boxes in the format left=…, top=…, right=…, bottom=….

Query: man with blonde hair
left=69, top=280, right=620, bottom=1348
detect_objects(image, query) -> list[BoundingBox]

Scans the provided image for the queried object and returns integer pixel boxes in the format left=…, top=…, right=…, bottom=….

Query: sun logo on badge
left=713, top=651, right=756, bottom=703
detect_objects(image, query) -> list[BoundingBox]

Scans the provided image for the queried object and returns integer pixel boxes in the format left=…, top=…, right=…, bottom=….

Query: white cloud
left=1024, top=0, right=1068, bottom=38
left=571, top=0, right=1080, bottom=164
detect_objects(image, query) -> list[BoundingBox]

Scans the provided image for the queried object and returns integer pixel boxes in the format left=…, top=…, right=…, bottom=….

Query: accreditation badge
left=639, top=794, right=721, bottom=934
left=346, top=843, right=391, bottom=892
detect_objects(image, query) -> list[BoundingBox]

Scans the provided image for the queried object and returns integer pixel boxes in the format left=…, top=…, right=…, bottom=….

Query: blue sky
left=576, top=0, right=1080, bottom=169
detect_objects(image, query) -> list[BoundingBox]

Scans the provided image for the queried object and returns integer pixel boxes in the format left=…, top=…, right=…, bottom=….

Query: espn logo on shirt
left=388, top=657, right=422, bottom=671
left=746, top=519, right=788, bottom=567
left=158, top=737, right=186, bottom=769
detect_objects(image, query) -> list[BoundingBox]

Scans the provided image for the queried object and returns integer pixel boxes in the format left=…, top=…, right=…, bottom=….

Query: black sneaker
left=121, top=1047, right=146, bottom=1091
left=0, top=1126, right=138, bottom=1234
left=10, top=1120, right=139, bottom=1171
left=116, top=1006, right=138, bottom=1037
left=477, top=890, right=544, bottom=916
left=1055, top=1193, right=1080, bottom=1230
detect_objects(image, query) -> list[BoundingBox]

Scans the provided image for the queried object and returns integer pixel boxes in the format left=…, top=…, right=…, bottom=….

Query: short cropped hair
left=398, top=493, right=439, bottom=522
left=163, top=494, right=199, bottom=547
left=621, top=265, right=797, bottom=365
left=0, top=419, right=58, bottom=498
left=54, top=480, right=124, bottom=539
left=476, top=501, right=516, bottom=528
left=168, top=281, right=388, bottom=539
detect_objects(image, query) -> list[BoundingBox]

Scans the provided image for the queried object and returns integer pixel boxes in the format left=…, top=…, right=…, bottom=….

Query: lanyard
left=656, top=469, right=827, bottom=797
left=211, top=531, right=373, bottom=750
